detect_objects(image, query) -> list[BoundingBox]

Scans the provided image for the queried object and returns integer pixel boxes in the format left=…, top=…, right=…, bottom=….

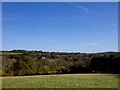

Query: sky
left=2, top=2, right=118, bottom=53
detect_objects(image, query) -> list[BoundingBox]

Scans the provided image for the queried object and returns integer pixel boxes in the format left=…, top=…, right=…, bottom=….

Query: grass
left=0, top=77, right=1, bottom=89
left=2, top=74, right=119, bottom=88
left=0, top=52, right=22, bottom=55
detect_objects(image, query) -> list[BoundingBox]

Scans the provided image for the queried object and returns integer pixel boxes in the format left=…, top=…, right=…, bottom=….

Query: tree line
left=1, top=50, right=120, bottom=76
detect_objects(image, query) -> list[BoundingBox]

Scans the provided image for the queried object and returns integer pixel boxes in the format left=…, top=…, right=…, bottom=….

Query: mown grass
left=2, top=74, right=118, bottom=88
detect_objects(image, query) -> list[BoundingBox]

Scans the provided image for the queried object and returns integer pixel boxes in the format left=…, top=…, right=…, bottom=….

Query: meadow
left=2, top=74, right=119, bottom=88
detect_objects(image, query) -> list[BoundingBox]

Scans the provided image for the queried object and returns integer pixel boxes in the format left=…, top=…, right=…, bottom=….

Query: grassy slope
left=2, top=74, right=119, bottom=88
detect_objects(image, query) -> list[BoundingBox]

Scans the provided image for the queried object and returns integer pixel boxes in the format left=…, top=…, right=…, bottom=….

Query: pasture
left=2, top=74, right=119, bottom=88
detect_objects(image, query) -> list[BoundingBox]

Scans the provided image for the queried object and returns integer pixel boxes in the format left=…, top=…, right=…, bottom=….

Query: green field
left=2, top=74, right=119, bottom=88
left=0, top=52, right=22, bottom=55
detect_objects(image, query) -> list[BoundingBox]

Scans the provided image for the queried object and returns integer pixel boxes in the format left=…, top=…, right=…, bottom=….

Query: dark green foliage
left=90, top=55, right=120, bottom=74
left=1, top=50, right=120, bottom=76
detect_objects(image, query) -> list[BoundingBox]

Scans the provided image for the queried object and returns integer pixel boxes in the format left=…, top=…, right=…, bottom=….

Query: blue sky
left=2, top=2, right=118, bottom=53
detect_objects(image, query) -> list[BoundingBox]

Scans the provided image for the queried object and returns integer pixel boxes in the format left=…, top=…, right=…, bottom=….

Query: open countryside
left=2, top=2, right=119, bottom=89
left=1, top=50, right=120, bottom=88
left=2, top=74, right=119, bottom=88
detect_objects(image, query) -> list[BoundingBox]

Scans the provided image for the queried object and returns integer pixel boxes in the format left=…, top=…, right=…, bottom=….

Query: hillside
left=1, top=50, right=120, bottom=76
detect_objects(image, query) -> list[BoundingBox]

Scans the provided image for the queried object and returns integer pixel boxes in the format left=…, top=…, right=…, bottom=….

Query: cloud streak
left=42, top=3, right=89, bottom=12
left=78, top=42, right=99, bottom=47
left=69, top=3, right=89, bottom=12
left=113, top=30, right=118, bottom=34
left=3, top=12, right=25, bottom=21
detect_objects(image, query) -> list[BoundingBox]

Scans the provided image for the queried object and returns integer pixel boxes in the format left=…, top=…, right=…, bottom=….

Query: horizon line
left=0, top=49, right=119, bottom=54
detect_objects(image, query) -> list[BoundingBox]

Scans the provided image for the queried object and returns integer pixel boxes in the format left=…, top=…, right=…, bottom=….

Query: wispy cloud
left=69, top=3, right=89, bottom=12
left=113, top=30, right=118, bottom=34
left=43, top=3, right=88, bottom=11
left=4, top=12, right=21, bottom=17
left=85, top=31, right=106, bottom=38
left=111, top=23, right=117, bottom=27
left=43, top=3, right=89, bottom=12
left=3, top=12, right=26, bottom=21
left=78, top=42, right=99, bottom=47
